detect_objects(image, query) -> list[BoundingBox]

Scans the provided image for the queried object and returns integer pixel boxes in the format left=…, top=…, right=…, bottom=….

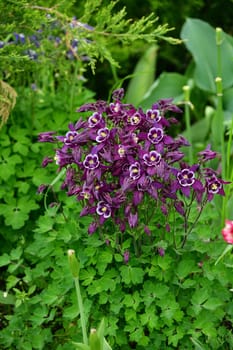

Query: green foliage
left=1, top=204, right=233, bottom=349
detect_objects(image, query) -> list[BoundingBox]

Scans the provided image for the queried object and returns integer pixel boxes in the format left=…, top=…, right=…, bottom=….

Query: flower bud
left=67, top=249, right=80, bottom=278
left=89, top=328, right=101, bottom=350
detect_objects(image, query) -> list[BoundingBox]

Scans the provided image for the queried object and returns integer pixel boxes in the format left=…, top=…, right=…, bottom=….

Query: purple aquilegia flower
left=88, top=112, right=103, bottom=128
left=177, top=168, right=195, bottom=187
left=129, top=112, right=141, bottom=126
left=123, top=250, right=130, bottom=264
left=129, top=162, right=141, bottom=180
left=146, top=109, right=161, bottom=124
left=96, top=201, right=112, bottom=218
left=96, top=128, right=110, bottom=143
left=128, top=212, right=138, bottom=228
left=171, top=164, right=204, bottom=199
left=83, top=154, right=99, bottom=169
left=198, top=144, right=218, bottom=163
left=38, top=131, right=56, bottom=142
left=206, top=175, right=225, bottom=201
left=143, top=150, right=161, bottom=167
left=148, top=127, right=164, bottom=144
left=64, top=131, right=79, bottom=145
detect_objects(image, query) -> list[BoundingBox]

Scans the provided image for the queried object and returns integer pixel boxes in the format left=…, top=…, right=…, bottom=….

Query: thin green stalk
left=221, top=117, right=233, bottom=222
left=74, top=276, right=88, bottom=345
left=68, top=250, right=88, bottom=346
left=216, top=28, right=223, bottom=79
left=215, top=77, right=225, bottom=177
left=70, top=61, right=80, bottom=116
left=183, top=85, right=193, bottom=164
left=181, top=196, right=208, bottom=248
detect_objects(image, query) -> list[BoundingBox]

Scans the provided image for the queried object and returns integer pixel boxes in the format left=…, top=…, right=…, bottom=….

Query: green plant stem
left=183, top=85, right=193, bottom=164
left=222, top=116, right=233, bottom=222
left=74, top=276, right=88, bottom=345
left=215, top=77, right=225, bottom=177
left=181, top=197, right=207, bottom=248
left=70, top=61, right=80, bottom=116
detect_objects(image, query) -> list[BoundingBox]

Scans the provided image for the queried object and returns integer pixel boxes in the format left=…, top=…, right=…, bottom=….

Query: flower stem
left=181, top=197, right=207, bottom=248
left=183, top=85, right=193, bottom=164
left=74, top=276, right=88, bottom=345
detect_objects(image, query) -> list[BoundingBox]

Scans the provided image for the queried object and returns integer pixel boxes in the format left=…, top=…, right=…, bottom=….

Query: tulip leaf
left=140, top=72, right=188, bottom=110
left=125, top=45, right=157, bottom=106
left=181, top=18, right=233, bottom=92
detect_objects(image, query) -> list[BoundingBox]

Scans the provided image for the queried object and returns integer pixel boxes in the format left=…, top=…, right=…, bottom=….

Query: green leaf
left=0, top=196, right=39, bottom=229
left=125, top=45, right=157, bottom=106
left=0, top=253, right=11, bottom=267
left=6, top=275, right=20, bottom=290
left=176, top=259, right=197, bottom=279
left=103, top=337, right=112, bottom=350
left=73, top=343, right=90, bottom=350
left=140, top=72, right=188, bottom=110
left=181, top=18, right=233, bottom=92
left=203, top=297, right=223, bottom=311
left=120, top=266, right=144, bottom=285
left=0, top=290, right=15, bottom=304
left=96, top=250, right=113, bottom=274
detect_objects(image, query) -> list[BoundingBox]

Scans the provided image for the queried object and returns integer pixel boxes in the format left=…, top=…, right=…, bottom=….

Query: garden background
left=0, top=0, right=233, bottom=349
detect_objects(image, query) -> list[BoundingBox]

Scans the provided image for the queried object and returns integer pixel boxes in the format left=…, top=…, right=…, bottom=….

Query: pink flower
left=222, top=220, right=233, bottom=244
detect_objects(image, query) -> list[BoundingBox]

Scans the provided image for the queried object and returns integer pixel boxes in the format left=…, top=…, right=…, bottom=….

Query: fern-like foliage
left=0, top=0, right=181, bottom=74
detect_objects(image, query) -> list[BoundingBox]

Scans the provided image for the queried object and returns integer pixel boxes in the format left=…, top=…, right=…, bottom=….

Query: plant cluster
left=39, top=88, right=228, bottom=248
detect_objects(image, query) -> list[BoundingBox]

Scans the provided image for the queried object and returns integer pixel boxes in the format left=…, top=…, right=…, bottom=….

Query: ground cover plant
left=0, top=1, right=233, bottom=349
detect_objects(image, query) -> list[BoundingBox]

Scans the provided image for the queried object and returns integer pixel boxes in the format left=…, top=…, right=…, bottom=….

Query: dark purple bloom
left=42, top=156, right=54, bottom=167
left=165, top=151, right=184, bottom=164
left=88, top=112, right=103, bottom=128
left=128, top=212, right=138, bottom=228
left=38, top=131, right=56, bottom=142
left=129, top=162, right=141, bottom=180
left=83, top=154, right=99, bottom=169
left=144, top=226, right=151, bottom=236
left=143, top=150, right=161, bottom=167
left=158, top=247, right=165, bottom=256
left=152, top=98, right=182, bottom=114
left=198, top=144, right=218, bottom=162
left=129, top=112, right=142, bottom=126
left=37, top=184, right=47, bottom=194
left=96, top=201, right=112, bottom=218
left=123, top=250, right=130, bottom=264
left=88, top=222, right=98, bottom=235
left=55, top=149, right=73, bottom=166
left=174, top=200, right=185, bottom=216
left=0, top=41, right=5, bottom=48
left=117, top=145, right=126, bottom=158
left=207, top=177, right=222, bottom=194
left=112, top=88, right=124, bottom=101
left=64, top=131, right=79, bottom=145
left=147, top=127, right=164, bottom=144
left=96, top=127, right=110, bottom=143
left=146, top=109, right=161, bottom=123
left=177, top=168, right=195, bottom=187
left=205, top=175, right=227, bottom=201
